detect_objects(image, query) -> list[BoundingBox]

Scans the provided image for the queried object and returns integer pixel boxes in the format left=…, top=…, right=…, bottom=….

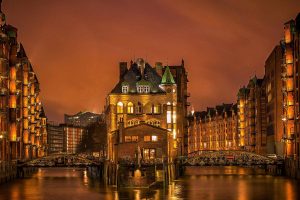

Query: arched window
left=117, top=102, right=123, bottom=113
left=136, top=102, right=142, bottom=114
left=153, top=104, right=161, bottom=114
left=128, top=119, right=140, bottom=127
left=127, top=102, right=134, bottom=114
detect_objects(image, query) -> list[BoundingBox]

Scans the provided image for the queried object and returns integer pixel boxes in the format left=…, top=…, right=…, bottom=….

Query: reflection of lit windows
left=122, top=86, right=129, bottom=93
left=144, top=136, right=151, bottom=142
left=127, top=102, right=134, bottom=113
left=151, top=135, right=158, bottom=142
left=117, top=102, right=123, bottom=113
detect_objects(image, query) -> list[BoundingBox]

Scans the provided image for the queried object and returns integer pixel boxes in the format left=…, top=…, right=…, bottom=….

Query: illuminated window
left=132, top=136, right=138, bottom=142
left=137, top=85, right=150, bottom=93
left=137, top=86, right=143, bottom=93
left=167, top=111, right=172, bottom=123
left=144, top=136, right=151, bottom=142
left=153, top=104, right=161, bottom=114
left=173, top=111, right=176, bottom=123
left=128, top=119, right=139, bottom=127
left=122, top=86, right=128, bottom=93
left=117, top=102, right=123, bottom=113
left=125, top=136, right=131, bottom=142
left=151, top=135, right=158, bottom=142
left=127, top=102, right=134, bottom=113
left=143, top=148, right=156, bottom=159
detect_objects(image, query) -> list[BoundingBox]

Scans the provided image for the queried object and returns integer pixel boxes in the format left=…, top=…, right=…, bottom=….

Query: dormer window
left=122, top=86, right=129, bottom=93
left=137, top=85, right=150, bottom=93
left=144, top=86, right=150, bottom=93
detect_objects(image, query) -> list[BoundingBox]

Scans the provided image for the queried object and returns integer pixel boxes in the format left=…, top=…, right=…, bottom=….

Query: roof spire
left=161, top=66, right=175, bottom=84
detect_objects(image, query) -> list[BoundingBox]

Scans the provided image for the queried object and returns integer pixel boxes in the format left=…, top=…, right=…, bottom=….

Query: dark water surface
left=0, top=167, right=299, bottom=200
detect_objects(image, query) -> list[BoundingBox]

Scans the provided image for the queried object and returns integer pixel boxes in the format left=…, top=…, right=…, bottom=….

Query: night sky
left=2, top=0, right=300, bottom=122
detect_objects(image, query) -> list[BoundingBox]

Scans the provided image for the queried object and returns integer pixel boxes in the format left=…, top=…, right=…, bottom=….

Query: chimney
left=119, top=62, right=127, bottom=80
left=155, top=62, right=163, bottom=77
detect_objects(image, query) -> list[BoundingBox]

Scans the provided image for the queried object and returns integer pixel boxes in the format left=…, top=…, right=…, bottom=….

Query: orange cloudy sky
left=2, top=0, right=300, bottom=122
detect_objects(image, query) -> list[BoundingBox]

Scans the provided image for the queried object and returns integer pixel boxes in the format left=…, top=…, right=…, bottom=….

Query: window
left=146, top=119, right=161, bottom=127
left=144, top=86, right=150, bottom=93
left=144, top=148, right=156, bottom=159
left=144, top=136, right=151, bottom=142
left=125, top=136, right=132, bottom=142
left=153, top=104, right=161, bottom=114
left=137, top=86, right=143, bottom=93
left=132, top=136, right=138, bottom=142
left=137, top=85, right=150, bottom=93
left=127, top=102, right=134, bottom=114
left=117, top=102, right=123, bottom=113
left=167, top=111, right=172, bottom=123
left=136, top=102, right=142, bottom=114
left=128, top=119, right=139, bottom=127
left=122, top=86, right=129, bottom=93
left=151, top=135, right=158, bottom=142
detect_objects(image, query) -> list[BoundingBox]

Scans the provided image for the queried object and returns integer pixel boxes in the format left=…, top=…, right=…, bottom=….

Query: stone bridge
left=178, top=150, right=283, bottom=167
left=19, top=153, right=101, bottom=167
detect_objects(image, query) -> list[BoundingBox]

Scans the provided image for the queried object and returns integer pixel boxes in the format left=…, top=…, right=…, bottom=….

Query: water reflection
left=0, top=167, right=299, bottom=200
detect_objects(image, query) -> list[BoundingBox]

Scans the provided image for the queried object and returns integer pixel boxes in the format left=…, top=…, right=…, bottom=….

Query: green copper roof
left=136, top=79, right=152, bottom=86
left=161, top=66, right=175, bottom=84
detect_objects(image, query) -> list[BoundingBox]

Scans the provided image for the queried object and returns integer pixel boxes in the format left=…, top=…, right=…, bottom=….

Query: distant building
left=47, top=122, right=64, bottom=154
left=105, top=58, right=189, bottom=163
left=237, top=77, right=267, bottom=154
left=188, top=104, right=238, bottom=153
left=264, top=45, right=284, bottom=155
left=47, top=122, right=86, bottom=154
left=61, top=124, right=85, bottom=154
left=64, top=111, right=102, bottom=127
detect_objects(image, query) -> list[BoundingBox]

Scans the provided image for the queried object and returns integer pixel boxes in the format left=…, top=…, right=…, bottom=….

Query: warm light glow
left=9, top=80, right=16, bottom=93
left=285, top=48, right=293, bottom=64
left=9, top=123, right=17, bottom=141
left=127, top=102, right=134, bottom=113
left=10, top=67, right=16, bottom=80
left=9, top=95, right=16, bottom=108
left=167, top=111, right=172, bottom=123
left=117, top=102, right=123, bottom=113
left=23, top=130, right=29, bottom=143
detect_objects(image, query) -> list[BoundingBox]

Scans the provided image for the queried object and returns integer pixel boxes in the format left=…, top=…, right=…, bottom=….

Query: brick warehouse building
left=0, top=1, right=48, bottom=162
left=188, top=104, right=238, bottom=153
left=105, top=58, right=189, bottom=164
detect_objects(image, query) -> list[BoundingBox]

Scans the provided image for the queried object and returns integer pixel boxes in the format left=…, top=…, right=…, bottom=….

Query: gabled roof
left=111, top=59, right=165, bottom=94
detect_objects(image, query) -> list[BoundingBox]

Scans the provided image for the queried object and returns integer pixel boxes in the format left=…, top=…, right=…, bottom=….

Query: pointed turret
left=161, top=66, right=175, bottom=84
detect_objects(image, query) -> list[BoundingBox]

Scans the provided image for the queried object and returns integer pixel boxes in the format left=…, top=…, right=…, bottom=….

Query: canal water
left=0, top=167, right=299, bottom=200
